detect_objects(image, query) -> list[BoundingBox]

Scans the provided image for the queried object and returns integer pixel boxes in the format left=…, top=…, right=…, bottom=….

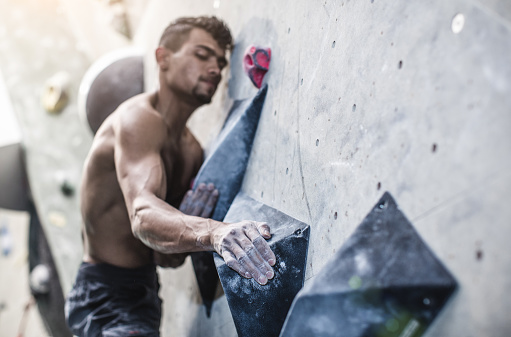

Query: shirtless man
left=65, top=16, right=275, bottom=337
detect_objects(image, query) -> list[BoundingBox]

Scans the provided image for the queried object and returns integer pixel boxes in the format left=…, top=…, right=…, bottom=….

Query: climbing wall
left=1, top=0, right=510, bottom=336
left=136, top=0, right=511, bottom=336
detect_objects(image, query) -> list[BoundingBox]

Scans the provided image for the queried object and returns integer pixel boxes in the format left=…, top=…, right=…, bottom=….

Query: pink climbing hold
left=243, top=45, right=271, bottom=88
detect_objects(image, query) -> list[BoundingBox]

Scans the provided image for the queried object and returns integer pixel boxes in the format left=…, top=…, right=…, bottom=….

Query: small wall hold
left=451, top=13, right=465, bottom=34
left=243, top=46, right=271, bottom=88
left=0, top=220, right=13, bottom=257
left=41, top=71, right=70, bottom=114
left=60, top=180, right=75, bottom=197
left=48, top=211, right=67, bottom=228
left=108, top=2, right=131, bottom=39
left=29, top=264, right=51, bottom=295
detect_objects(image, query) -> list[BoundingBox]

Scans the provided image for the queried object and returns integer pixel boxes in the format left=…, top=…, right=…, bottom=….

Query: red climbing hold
left=243, top=45, right=271, bottom=88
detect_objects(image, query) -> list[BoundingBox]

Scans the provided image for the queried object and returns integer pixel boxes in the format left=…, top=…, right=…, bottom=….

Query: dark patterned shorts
left=65, top=262, right=162, bottom=337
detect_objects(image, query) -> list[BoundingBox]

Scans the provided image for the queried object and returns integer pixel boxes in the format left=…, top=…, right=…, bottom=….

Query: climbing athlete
left=65, top=16, right=276, bottom=337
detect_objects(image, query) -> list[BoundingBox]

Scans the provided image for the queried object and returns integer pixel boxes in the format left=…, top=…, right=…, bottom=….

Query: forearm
left=131, top=195, right=221, bottom=254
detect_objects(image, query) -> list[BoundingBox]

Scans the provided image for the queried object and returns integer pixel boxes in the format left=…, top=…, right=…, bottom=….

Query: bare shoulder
left=113, top=93, right=166, bottom=145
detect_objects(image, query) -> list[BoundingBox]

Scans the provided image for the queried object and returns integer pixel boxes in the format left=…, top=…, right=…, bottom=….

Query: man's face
left=161, top=28, right=228, bottom=105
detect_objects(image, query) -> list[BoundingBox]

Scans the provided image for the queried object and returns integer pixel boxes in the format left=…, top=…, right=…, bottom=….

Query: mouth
left=200, top=76, right=220, bottom=89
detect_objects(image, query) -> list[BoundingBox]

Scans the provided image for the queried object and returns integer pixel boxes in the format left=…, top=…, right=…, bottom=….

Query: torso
left=80, top=93, right=203, bottom=268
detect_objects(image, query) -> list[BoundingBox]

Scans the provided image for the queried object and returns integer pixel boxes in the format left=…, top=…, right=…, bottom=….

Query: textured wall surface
left=139, top=1, right=511, bottom=336
left=1, top=0, right=510, bottom=336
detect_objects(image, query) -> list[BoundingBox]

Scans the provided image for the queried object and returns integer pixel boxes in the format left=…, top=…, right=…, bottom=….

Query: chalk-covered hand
left=212, top=221, right=276, bottom=285
left=179, top=182, right=219, bottom=218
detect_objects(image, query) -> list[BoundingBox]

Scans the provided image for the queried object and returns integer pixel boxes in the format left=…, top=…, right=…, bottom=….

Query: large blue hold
left=191, top=85, right=268, bottom=317
left=193, top=84, right=267, bottom=220
left=214, top=192, right=310, bottom=337
left=280, top=192, right=457, bottom=337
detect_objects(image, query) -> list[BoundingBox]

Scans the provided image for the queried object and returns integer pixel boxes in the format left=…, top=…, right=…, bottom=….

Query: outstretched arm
left=153, top=182, right=218, bottom=268
left=114, top=104, right=275, bottom=284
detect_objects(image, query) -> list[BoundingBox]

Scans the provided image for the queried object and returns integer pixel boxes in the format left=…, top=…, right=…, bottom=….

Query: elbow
left=130, top=200, right=177, bottom=254
left=131, top=201, right=150, bottom=240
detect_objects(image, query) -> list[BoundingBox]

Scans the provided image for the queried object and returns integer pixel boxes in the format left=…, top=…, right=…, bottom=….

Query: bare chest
left=161, top=139, right=202, bottom=207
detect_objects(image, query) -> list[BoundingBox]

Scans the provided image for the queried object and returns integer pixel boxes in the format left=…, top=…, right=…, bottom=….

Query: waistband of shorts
left=76, top=261, right=158, bottom=286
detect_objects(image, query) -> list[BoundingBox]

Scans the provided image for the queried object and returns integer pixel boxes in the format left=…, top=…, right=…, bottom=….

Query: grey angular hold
left=280, top=192, right=457, bottom=337
left=214, top=193, right=310, bottom=337
left=191, top=85, right=268, bottom=317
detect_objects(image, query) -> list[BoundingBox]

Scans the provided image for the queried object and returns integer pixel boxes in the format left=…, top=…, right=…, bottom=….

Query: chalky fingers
left=245, top=223, right=276, bottom=267
left=223, top=251, right=250, bottom=279
left=230, top=242, right=270, bottom=285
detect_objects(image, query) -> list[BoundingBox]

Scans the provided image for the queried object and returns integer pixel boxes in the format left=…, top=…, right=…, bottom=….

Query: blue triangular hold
left=193, top=84, right=268, bottom=220
left=214, top=193, right=310, bottom=337
left=191, top=85, right=268, bottom=317
left=280, top=192, right=457, bottom=337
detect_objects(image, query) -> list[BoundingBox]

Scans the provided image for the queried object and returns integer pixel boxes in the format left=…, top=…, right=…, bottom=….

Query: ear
left=155, top=46, right=171, bottom=71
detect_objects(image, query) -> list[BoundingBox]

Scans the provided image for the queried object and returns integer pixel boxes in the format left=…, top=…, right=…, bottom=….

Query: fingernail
left=268, top=259, right=275, bottom=266
left=208, top=183, right=214, bottom=190
left=245, top=272, right=251, bottom=278
left=258, top=275, right=268, bottom=285
left=213, top=189, right=219, bottom=196
left=265, top=230, right=271, bottom=237
left=266, top=270, right=274, bottom=279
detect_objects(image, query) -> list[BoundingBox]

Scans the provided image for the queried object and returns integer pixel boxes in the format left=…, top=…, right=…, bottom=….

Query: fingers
left=179, top=183, right=218, bottom=217
left=245, top=223, right=276, bottom=266
left=223, top=251, right=250, bottom=278
left=220, top=221, right=275, bottom=285
left=199, top=185, right=218, bottom=218
left=256, top=222, right=272, bottom=239
left=178, top=190, right=193, bottom=213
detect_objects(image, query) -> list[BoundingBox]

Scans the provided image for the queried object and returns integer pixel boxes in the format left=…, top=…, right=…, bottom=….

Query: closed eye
left=195, top=52, right=208, bottom=60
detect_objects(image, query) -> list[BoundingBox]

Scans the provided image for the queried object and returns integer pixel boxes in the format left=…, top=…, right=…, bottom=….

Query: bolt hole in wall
left=352, top=104, right=357, bottom=112
left=398, top=60, right=403, bottom=69
left=432, top=143, right=437, bottom=153
left=476, top=250, right=483, bottom=260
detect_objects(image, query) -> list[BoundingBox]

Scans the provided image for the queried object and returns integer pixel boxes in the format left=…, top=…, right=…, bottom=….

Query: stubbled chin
left=191, top=81, right=217, bottom=104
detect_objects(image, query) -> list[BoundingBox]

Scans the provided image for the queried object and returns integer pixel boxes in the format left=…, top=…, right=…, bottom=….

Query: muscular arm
left=114, top=103, right=276, bottom=284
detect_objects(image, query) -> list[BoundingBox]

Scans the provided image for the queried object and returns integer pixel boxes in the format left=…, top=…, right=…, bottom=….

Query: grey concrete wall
left=137, top=0, right=511, bottom=336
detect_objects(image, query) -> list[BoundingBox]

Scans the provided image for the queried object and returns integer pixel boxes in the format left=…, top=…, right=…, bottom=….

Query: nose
left=208, top=60, right=221, bottom=77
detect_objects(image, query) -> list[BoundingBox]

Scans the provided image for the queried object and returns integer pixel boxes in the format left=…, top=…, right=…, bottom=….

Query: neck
left=153, top=85, right=202, bottom=137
